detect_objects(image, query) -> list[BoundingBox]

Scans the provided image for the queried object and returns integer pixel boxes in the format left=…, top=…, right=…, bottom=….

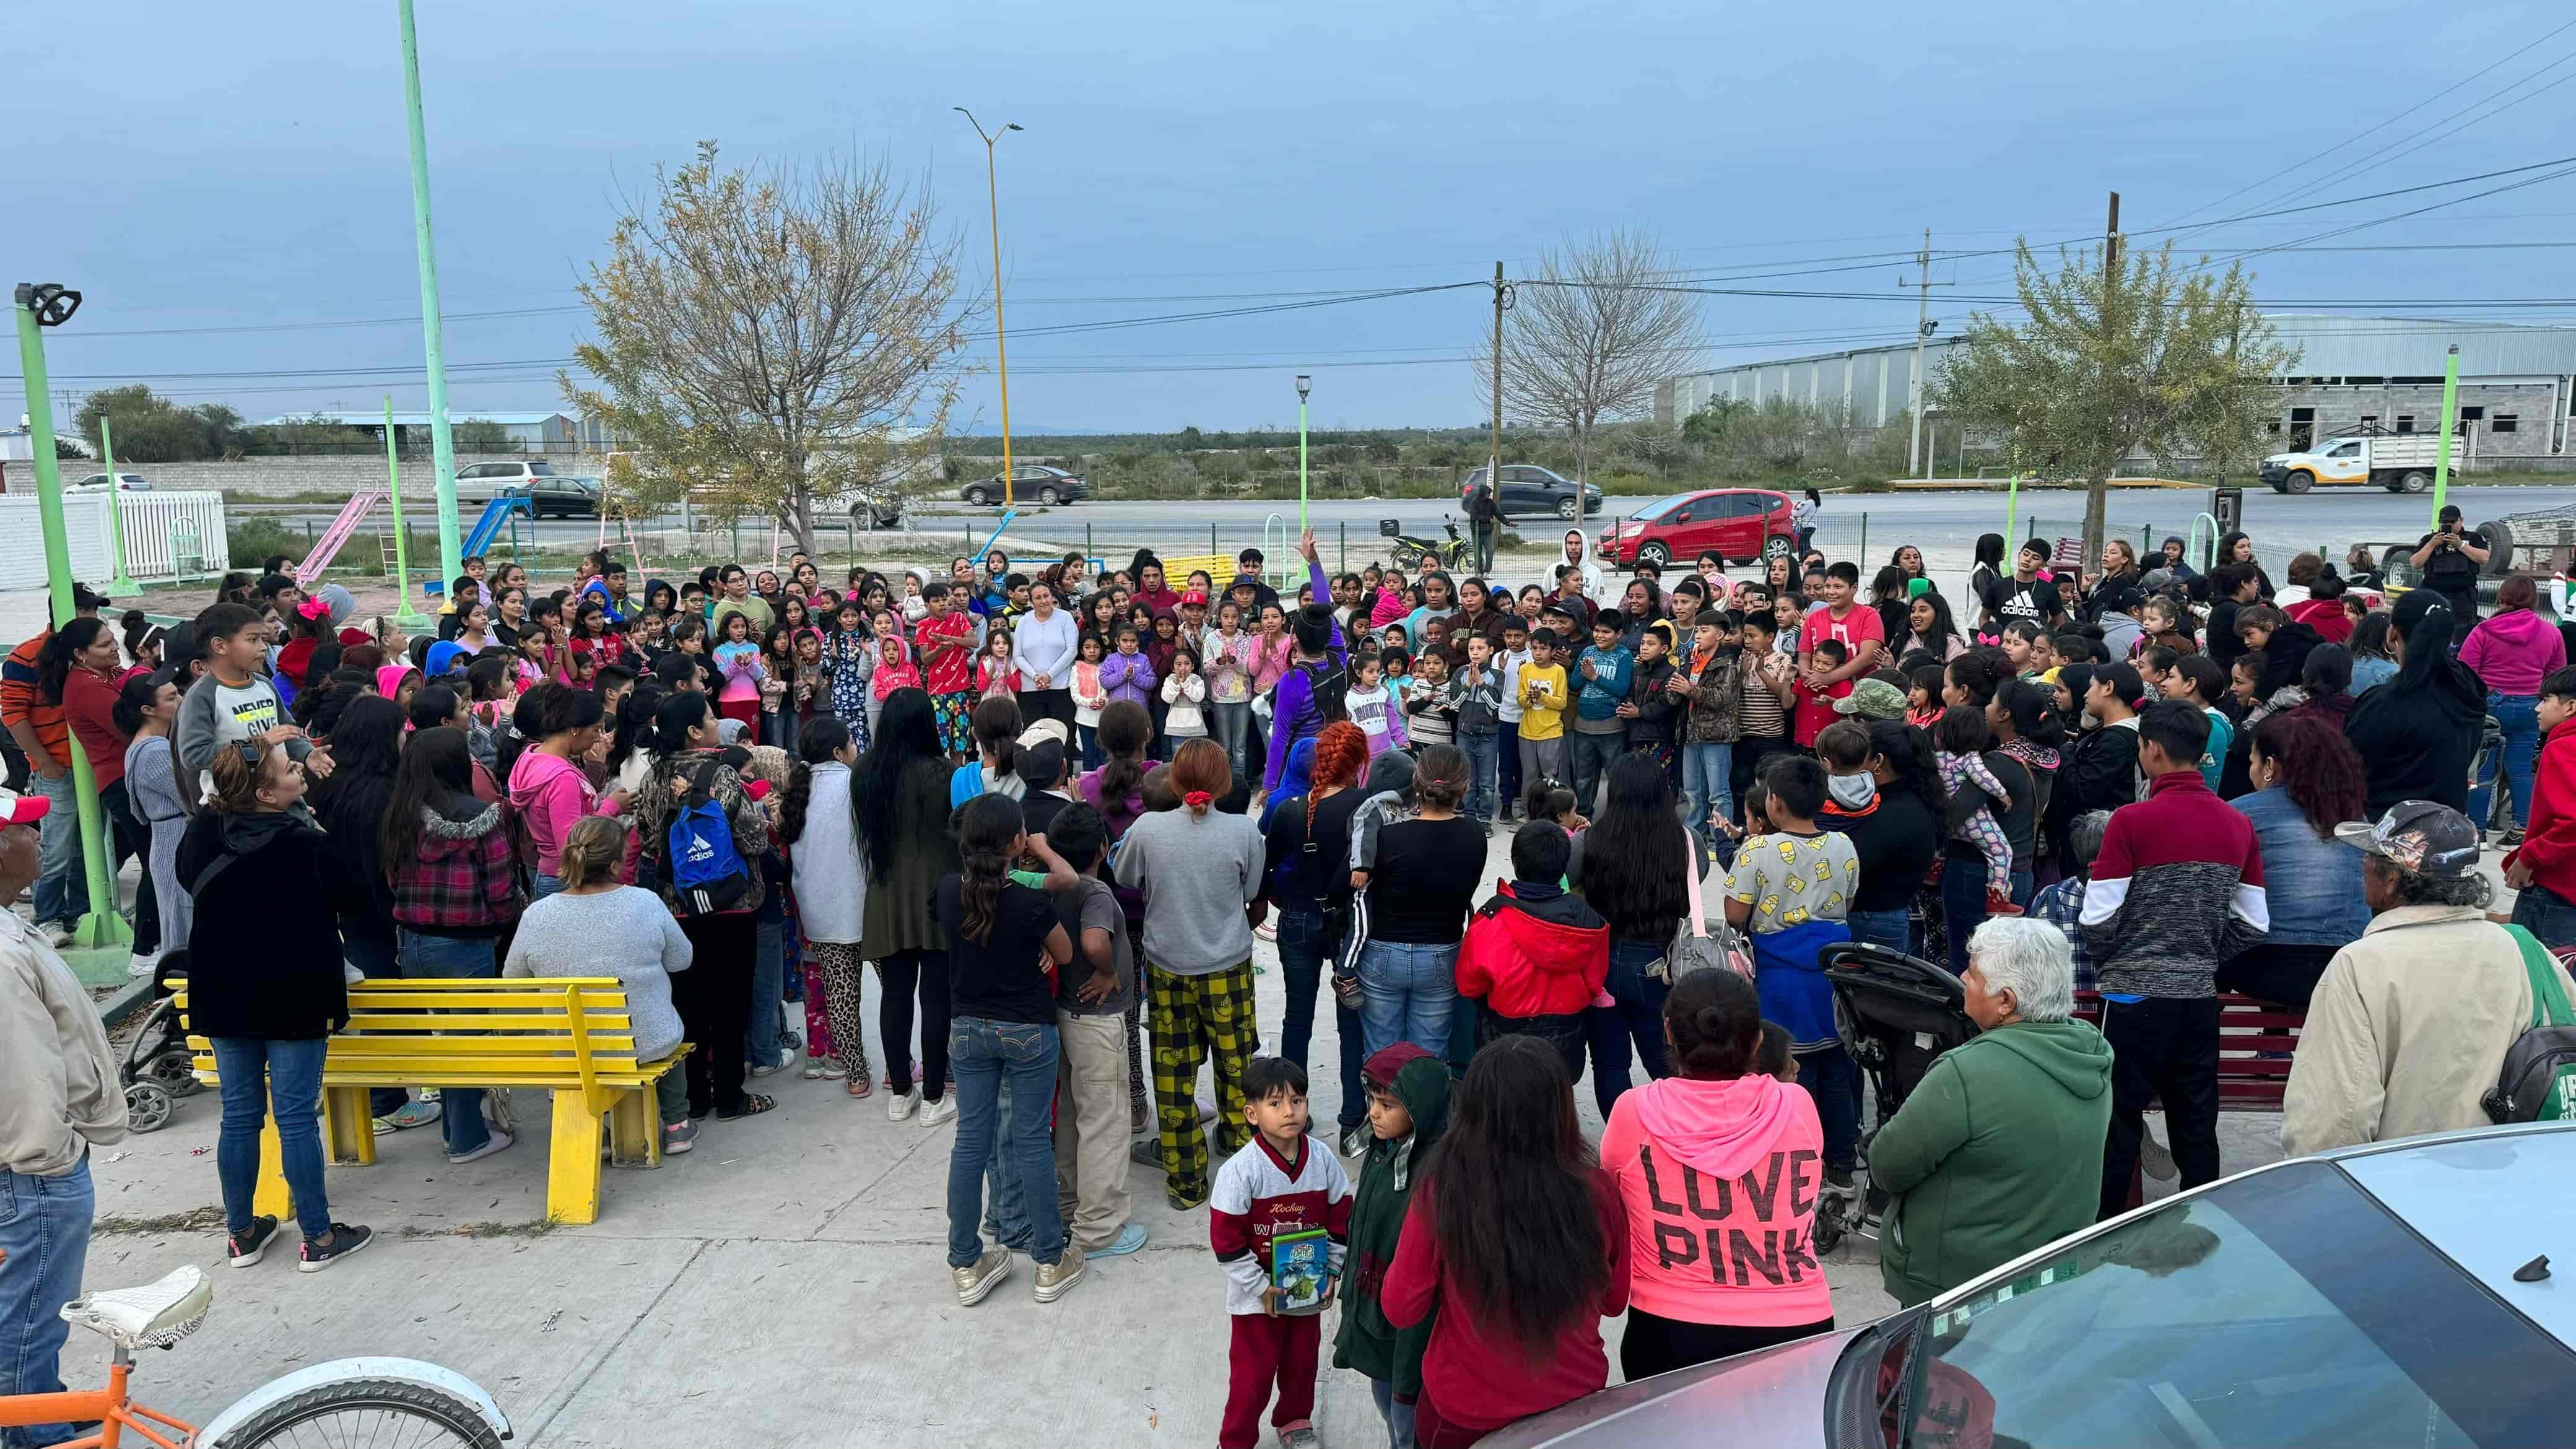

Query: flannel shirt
left=2029, top=875, right=2095, bottom=996
left=391, top=802, right=524, bottom=932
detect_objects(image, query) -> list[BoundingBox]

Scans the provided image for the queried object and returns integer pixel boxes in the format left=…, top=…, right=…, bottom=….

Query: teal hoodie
left=1871, top=1017, right=2113, bottom=1307
left=1331, top=1049, right=1451, bottom=1395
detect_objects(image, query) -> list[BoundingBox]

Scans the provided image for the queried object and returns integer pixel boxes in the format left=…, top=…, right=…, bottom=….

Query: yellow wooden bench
left=181, top=977, right=689, bottom=1225
left=1150, top=555, right=1242, bottom=591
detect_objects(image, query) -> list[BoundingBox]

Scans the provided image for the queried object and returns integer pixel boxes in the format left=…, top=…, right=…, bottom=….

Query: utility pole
left=2085, top=191, right=2121, bottom=565
left=955, top=108, right=1022, bottom=506
left=1489, top=261, right=1510, bottom=570
left=1903, top=230, right=1952, bottom=480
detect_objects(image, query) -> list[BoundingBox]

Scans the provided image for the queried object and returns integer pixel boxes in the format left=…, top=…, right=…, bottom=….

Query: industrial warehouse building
left=1655, top=315, right=2576, bottom=464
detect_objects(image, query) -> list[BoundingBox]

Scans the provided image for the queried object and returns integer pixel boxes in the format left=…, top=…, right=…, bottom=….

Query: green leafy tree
left=450, top=418, right=515, bottom=451
left=74, top=385, right=246, bottom=462
left=562, top=140, right=973, bottom=554
left=1933, top=240, right=2296, bottom=560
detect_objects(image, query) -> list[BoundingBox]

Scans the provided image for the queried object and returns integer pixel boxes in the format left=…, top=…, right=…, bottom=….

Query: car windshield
left=1630, top=494, right=1695, bottom=522
left=527, top=461, right=556, bottom=476
left=1835, top=1161, right=2574, bottom=1448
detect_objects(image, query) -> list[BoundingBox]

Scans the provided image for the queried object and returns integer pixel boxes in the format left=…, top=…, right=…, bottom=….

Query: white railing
left=114, top=490, right=229, bottom=581
left=0, top=490, right=229, bottom=591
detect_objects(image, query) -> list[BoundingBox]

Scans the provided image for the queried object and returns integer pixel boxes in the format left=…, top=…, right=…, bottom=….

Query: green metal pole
left=97, top=418, right=138, bottom=594
left=384, top=397, right=429, bottom=626
left=12, top=294, right=128, bottom=956
left=1858, top=513, right=1868, bottom=565
left=2430, top=342, right=2461, bottom=529
left=2004, top=475, right=2022, bottom=551
left=398, top=0, right=463, bottom=585
left=1339, top=521, right=1347, bottom=575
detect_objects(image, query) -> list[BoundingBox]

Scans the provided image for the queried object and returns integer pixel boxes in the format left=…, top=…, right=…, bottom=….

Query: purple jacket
left=1099, top=650, right=1158, bottom=707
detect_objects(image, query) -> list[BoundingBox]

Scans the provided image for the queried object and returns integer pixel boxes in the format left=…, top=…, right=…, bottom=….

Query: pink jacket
left=1600, top=1074, right=1832, bottom=1327
left=2460, top=607, right=2568, bottom=697
left=506, top=750, right=619, bottom=879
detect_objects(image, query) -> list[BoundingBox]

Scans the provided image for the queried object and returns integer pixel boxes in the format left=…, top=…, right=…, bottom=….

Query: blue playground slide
left=424, top=496, right=533, bottom=598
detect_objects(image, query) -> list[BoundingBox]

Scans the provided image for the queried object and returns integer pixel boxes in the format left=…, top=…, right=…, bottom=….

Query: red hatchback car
left=1596, top=489, right=1796, bottom=568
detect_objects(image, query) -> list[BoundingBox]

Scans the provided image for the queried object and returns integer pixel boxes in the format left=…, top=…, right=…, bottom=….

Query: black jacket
left=310, top=764, right=396, bottom=949
left=2253, top=621, right=2324, bottom=701
left=1626, top=657, right=1680, bottom=748
left=180, top=809, right=350, bottom=1040
left=1824, top=786, right=1941, bottom=914
left=2346, top=603, right=2485, bottom=818
left=2061, top=718, right=2141, bottom=818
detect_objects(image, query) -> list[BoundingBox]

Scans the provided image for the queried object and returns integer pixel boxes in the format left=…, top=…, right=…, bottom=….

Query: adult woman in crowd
left=1903, top=591, right=1969, bottom=663
left=507, top=816, right=698, bottom=1153
left=383, top=724, right=523, bottom=1163
left=509, top=682, right=627, bottom=900
left=2461, top=573, right=2567, bottom=837
left=781, top=718, right=869, bottom=1093
left=1936, top=702, right=2037, bottom=973
left=1966, top=533, right=2008, bottom=632
left=1568, top=754, right=1692, bottom=1116
left=1354, top=745, right=1482, bottom=1063
left=308, top=694, right=404, bottom=981
left=2081, top=539, right=2143, bottom=622
left=2214, top=530, right=2274, bottom=600
left=1941, top=651, right=2004, bottom=711
left=1818, top=720, right=1943, bottom=956
left=1384, top=1037, right=1628, bottom=1447
left=1869, top=565, right=1913, bottom=644
left=2221, top=713, right=2370, bottom=1008
left=1604, top=967, right=1830, bottom=1376
left=1871, top=918, right=2110, bottom=1307
left=184, top=739, right=372, bottom=1270
left=1616, top=577, right=1664, bottom=652
left=1113, top=738, right=1266, bottom=1210
left=1014, top=578, right=1079, bottom=729
left=117, top=670, right=188, bottom=968
left=2346, top=591, right=2486, bottom=820
left=631, top=689, right=773, bottom=1122
left=2348, top=612, right=2399, bottom=694
left=858, top=688, right=962, bottom=1124
left=1258, top=721, right=1372, bottom=1151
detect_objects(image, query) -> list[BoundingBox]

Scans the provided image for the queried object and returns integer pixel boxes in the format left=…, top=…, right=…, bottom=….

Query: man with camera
left=2409, top=504, right=2491, bottom=623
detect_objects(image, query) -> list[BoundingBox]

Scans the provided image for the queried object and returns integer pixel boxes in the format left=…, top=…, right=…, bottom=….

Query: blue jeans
left=2513, top=881, right=2576, bottom=950
left=1681, top=742, right=1734, bottom=853
left=533, top=872, right=568, bottom=902
left=1276, top=908, right=1367, bottom=1129
left=1077, top=723, right=1102, bottom=772
left=1461, top=730, right=1501, bottom=823
left=1796, top=1042, right=1862, bottom=1172
left=28, top=768, right=84, bottom=928
left=1941, top=856, right=1990, bottom=977
left=1497, top=721, right=1522, bottom=816
left=1357, top=940, right=1458, bottom=1061
left=1368, top=1372, right=1419, bottom=1449
left=2472, top=691, right=2541, bottom=829
left=211, top=1037, right=334, bottom=1242
left=1569, top=728, right=1625, bottom=814
left=1212, top=701, right=1253, bottom=782
left=1586, top=938, right=1674, bottom=1117
left=1846, top=907, right=1910, bottom=956
left=343, top=937, right=409, bottom=1118
left=983, top=1076, right=1029, bottom=1250
left=946, top=1017, right=1064, bottom=1268
left=746, top=916, right=785, bottom=1067
left=1, top=1158, right=92, bottom=1449
left=398, top=929, right=497, bottom=1157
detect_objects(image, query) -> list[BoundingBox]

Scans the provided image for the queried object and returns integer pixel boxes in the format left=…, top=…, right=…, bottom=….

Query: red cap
left=1181, top=590, right=1209, bottom=607
left=0, top=786, right=50, bottom=825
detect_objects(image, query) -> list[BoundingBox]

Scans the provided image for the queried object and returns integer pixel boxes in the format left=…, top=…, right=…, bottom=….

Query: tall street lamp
left=1295, top=374, right=1312, bottom=529
left=957, top=108, right=1022, bottom=507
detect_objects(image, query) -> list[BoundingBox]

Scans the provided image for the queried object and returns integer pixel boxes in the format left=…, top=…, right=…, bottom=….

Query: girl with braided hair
left=1258, top=721, right=1373, bottom=1152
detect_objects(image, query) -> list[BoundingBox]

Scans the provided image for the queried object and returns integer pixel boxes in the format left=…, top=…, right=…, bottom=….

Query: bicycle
left=0, top=1264, right=513, bottom=1447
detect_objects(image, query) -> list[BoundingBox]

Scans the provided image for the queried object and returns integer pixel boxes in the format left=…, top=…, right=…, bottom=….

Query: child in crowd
left=2001, top=619, right=2047, bottom=676
left=1160, top=646, right=1209, bottom=754
left=1037, top=804, right=1150, bottom=1260
left=1100, top=622, right=1157, bottom=709
left=1789, top=637, right=1851, bottom=749
left=1515, top=629, right=1570, bottom=790
left=1403, top=646, right=1456, bottom=751
left=1344, top=653, right=1406, bottom=762
left=2171, top=655, right=2234, bottom=790
left=1453, top=635, right=1504, bottom=829
left=1619, top=624, right=1679, bottom=781
left=1331, top=1042, right=1452, bottom=1449
left=1905, top=664, right=1946, bottom=729
left=1212, top=1057, right=1352, bottom=1449
left=1933, top=705, right=2023, bottom=918
left=916, top=581, right=978, bottom=756
left=1454, top=822, right=1608, bottom=1082
left=1071, top=632, right=1109, bottom=770
left=1523, top=778, right=1582, bottom=836
left=711, top=609, right=764, bottom=733
left=977, top=629, right=1020, bottom=704
left=1570, top=615, right=1632, bottom=810
left=1495, top=620, right=1531, bottom=822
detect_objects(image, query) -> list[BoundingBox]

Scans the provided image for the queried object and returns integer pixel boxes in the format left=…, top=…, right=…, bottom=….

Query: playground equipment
left=292, top=487, right=386, bottom=587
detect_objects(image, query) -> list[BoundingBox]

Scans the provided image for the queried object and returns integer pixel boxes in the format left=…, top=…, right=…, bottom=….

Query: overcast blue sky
left=7, top=0, right=2574, bottom=434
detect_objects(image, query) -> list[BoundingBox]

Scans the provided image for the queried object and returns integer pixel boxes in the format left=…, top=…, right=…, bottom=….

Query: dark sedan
left=1460, top=464, right=1603, bottom=521
left=962, top=464, right=1087, bottom=507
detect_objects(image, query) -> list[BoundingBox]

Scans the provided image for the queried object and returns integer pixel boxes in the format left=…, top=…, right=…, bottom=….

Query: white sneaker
left=126, top=949, right=162, bottom=980
left=887, top=1086, right=921, bottom=1122
left=919, top=1094, right=957, bottom=1128
left=45, top=923, right=76, bottom=949
left=446, top=1128, right=513, bottom=1165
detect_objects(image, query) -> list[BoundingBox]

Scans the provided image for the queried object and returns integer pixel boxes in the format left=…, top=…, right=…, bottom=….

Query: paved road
left=236, top=483, right=2576, bottom=568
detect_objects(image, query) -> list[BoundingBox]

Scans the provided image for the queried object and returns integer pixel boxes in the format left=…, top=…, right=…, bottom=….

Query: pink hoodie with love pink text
left=1599, top=1073, right=1833, bottom=1326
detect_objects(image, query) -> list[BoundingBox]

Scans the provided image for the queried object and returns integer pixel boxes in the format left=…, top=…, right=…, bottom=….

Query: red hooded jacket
left=1455, top=881, right=1609, bottom=1019
left=2509, top=717, right=2576, bottom=902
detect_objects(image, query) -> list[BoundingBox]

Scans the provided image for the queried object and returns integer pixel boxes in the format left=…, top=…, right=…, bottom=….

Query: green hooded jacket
left=1872, top=1017, right=2113, bottom=1307
left=1331, top=1050, right=1451, bottom=1395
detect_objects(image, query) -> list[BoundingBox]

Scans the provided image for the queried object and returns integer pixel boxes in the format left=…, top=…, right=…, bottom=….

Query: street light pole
left=398, top=0, right=463, bottom=585
left=12, top=284, right=129, bottom=962
left=97, top=416, right=138, bottom=594
left=957, top=108, right=1022, bottom=507
left=1295, top=374, right=1312, bottom=530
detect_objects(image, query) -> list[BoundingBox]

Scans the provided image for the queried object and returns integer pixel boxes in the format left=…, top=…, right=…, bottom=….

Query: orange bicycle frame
left=0, top=1359, right=198, bottom=1448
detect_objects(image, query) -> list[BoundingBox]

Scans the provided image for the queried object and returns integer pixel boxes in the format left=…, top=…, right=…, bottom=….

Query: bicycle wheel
left=214, top=1377, right=504, bottom=1448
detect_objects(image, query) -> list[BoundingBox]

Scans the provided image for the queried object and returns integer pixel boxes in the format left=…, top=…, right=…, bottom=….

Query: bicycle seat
left=59, top=1265, right=211, bottom=1350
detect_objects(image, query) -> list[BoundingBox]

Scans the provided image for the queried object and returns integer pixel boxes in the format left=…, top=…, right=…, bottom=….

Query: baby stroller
left=1814, top=941, right=1978, bottom=1253
left=120, top=949, right=202, bottom=1134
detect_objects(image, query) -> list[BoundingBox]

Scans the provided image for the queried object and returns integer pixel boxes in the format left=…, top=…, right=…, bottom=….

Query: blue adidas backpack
left=667, top=756, right=754, bottom=916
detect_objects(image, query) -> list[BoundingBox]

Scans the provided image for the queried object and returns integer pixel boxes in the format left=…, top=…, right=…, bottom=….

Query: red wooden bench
left=2073, top=992, right=2306, bottom=1210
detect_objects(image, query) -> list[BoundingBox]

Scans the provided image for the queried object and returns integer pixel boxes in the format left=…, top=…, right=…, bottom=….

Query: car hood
left=1479, top=1325, right=1858, bottom=1448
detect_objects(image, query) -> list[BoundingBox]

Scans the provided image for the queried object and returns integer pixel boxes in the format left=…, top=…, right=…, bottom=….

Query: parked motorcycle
left=1380, top=516, right=1472, bottom=573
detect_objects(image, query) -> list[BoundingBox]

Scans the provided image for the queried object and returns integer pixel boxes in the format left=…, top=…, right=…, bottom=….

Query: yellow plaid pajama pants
left=1148, top=959, right=1256, bottom=1205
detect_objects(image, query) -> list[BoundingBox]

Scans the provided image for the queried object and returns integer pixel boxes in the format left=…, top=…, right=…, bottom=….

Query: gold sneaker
left=1033, top=1246, right=1087, bottom=1303
left=953, top=1248, right=1012, bottom=1307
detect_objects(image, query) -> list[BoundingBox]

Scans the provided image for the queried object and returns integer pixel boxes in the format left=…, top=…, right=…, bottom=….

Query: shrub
left=227, top=517, right=307, bottom=570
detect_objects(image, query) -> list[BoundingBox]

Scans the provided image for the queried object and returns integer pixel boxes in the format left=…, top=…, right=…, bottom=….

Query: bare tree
left=562, top=141, right=973, bottom=557
left=1478, top=230, right=1704, bottom=482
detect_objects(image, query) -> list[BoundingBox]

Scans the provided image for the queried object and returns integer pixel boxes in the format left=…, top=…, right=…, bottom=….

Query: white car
left=71, top=471, right=150, bottom=492
left=451, top=460, right=557, bottom=503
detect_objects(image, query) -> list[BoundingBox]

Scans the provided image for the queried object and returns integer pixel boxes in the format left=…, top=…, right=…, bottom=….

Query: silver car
left=1486, top=1123, right=2576, bottom=1448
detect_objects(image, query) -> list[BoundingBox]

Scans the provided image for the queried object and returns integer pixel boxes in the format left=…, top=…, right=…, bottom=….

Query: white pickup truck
left=2258, top=434, right=2463, bottom=495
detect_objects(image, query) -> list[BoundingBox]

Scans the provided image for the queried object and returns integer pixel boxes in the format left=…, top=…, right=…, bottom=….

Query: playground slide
left=292, top=487, right=384, bottom=587
left=420, top=497, right=533, bottom=599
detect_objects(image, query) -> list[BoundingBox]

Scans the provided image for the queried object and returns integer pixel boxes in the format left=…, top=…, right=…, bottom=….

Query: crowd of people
left=8, top=501, right=2576, bottom=1449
